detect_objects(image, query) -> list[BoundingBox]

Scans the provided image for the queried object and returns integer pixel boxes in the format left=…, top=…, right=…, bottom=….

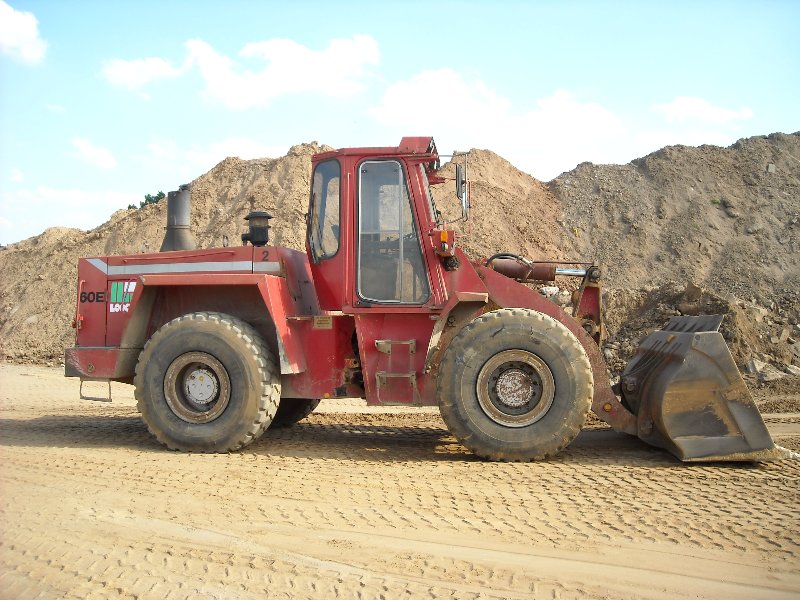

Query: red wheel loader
left=65, top=137, right=785, bottom=461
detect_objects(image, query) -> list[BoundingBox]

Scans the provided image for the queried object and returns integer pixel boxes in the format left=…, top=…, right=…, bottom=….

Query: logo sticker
left=109, top=281, right=136, bottom=313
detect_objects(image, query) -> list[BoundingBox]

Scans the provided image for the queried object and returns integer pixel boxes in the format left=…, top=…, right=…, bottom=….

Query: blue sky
left=1, top=0, right=798, bottom=245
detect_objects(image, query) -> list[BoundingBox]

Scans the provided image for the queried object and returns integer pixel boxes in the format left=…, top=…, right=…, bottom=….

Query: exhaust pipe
left=160, top=184, right=197, bottom=252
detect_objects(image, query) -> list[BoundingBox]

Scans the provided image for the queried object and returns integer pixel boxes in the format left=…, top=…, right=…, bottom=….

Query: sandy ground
left=1, top=363, right=799, bottom=599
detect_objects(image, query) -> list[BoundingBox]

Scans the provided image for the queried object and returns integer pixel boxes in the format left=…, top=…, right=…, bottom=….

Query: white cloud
left=652, top=96, right=753, bottom=124
left=370, top=68, right=511, bottom=131
left=101, top=56, right=186, bottom=90
left=631, top=97, right=755, bottom=160
left=369, top=71, right=761, bottom=179
left=101, top=34, right=379, bottom=109
left=0, top=1, right=47, bottom=64
left=46, top=103, right=66, bottom=113
left=188, top=34, right=379, bottom=108
left=519, top=90, right=625, bottom=146
left=370, top=70, right=625, bottom=180
left=71, top=138, right=117, bottom=170
left=10, top=167, right=23, bottom=182
left=0, top=186, right=140, bottom=244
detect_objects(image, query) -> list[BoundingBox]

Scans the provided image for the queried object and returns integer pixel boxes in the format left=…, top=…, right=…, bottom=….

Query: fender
left=477, top=265, right=636, bottom=433
left=66, top=244, right=315, bottom=381
left=66, top=274, right=308, bottom=379
left=426, top=263, right=636, bottom=434
left=135, top=273, right=309, bottom=375
left=255, top=275, right=307, bottom=374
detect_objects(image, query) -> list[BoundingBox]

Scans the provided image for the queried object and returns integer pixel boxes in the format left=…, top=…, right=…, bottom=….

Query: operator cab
left=306, top=137, right=467, bottom=312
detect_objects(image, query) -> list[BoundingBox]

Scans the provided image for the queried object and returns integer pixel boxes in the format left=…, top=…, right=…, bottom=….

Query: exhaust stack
left=160, top=184, right=197, bottom=252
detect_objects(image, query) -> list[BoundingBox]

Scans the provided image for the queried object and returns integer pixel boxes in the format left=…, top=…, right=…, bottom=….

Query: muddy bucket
left=619, top=315, right=782, bottom=461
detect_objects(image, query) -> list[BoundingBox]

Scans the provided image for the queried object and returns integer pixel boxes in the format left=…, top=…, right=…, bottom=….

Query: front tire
left=437, top=308, right=593, bottom=461
left=134, top=312, right=280, bottom=452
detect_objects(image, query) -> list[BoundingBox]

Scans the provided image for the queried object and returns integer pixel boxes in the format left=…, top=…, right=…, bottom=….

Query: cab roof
left=312, top=136, right=438, bottom=163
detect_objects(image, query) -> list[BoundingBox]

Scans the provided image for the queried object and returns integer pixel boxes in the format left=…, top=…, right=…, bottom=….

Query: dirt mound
left=0, top=134, right=798, bottom=377
left=602, top=280, right=797, bottom=378
left=433, top=148, right=569, bottom=262
left=552, top=132, right=800, bottom=306
left=0, top=143, right=326, bottom=363
left=551, top=132, right=800, bottom=377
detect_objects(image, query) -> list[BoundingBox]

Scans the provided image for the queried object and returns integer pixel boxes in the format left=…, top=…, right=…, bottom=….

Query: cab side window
left=308, top=160, right=340, bottom=261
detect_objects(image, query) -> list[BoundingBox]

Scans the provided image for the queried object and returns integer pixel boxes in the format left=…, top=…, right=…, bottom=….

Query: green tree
left=140, top=191, right=165, bottom=208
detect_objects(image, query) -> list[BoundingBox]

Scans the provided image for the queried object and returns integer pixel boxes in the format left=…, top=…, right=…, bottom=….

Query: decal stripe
left=107, top=261, right=254, bottom=275
left=87, top=258, right=108, bottom=274
left=253, top=262, right=282, bottom=274
left=85, top=259, right=281, bottom=276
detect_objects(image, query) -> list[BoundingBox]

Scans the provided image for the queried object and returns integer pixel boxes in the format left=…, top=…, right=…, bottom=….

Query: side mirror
left=455, top=163, right=469, bottom=221
left=455, top=164, right=465, bottom=200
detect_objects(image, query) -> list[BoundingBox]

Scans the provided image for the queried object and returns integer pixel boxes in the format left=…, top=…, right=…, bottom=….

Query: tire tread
left=437, top=308, right=592, bottom=462
left=133, top=311, right=279, bottom=452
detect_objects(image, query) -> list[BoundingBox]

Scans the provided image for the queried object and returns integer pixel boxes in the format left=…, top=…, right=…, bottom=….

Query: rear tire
left=134, top=311, right=280, bottom=452
left=271, top=398, right=320, bottom=428
left=437, top=308, right=592, bottom=461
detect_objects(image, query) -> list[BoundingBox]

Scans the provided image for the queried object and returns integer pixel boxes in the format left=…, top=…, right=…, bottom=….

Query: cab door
left=352, top=159, right=438, bottom=405
left=307, top=157, right=348, bottom=311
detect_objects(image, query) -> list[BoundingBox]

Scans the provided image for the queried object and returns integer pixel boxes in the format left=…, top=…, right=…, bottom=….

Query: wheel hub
left=494, top=368, right=534, bottom=408
left=477, top=350, right=555, bottom=427
left=164, top=352, right=231, bottom=424
left=184, top=368, right=218, bottom=405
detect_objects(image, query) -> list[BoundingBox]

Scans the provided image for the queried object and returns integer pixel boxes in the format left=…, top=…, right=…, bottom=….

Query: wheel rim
left=163, top=352, right=231, bottom=423
left=476, top=349, right=555, bottom=427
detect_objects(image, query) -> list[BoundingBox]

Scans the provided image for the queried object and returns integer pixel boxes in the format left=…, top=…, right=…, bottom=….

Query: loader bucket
left=619, top=315, right=784, bottom=462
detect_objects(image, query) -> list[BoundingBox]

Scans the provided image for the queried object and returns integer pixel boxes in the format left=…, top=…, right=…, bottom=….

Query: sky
left=0, top=1, right=798, bottom=245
